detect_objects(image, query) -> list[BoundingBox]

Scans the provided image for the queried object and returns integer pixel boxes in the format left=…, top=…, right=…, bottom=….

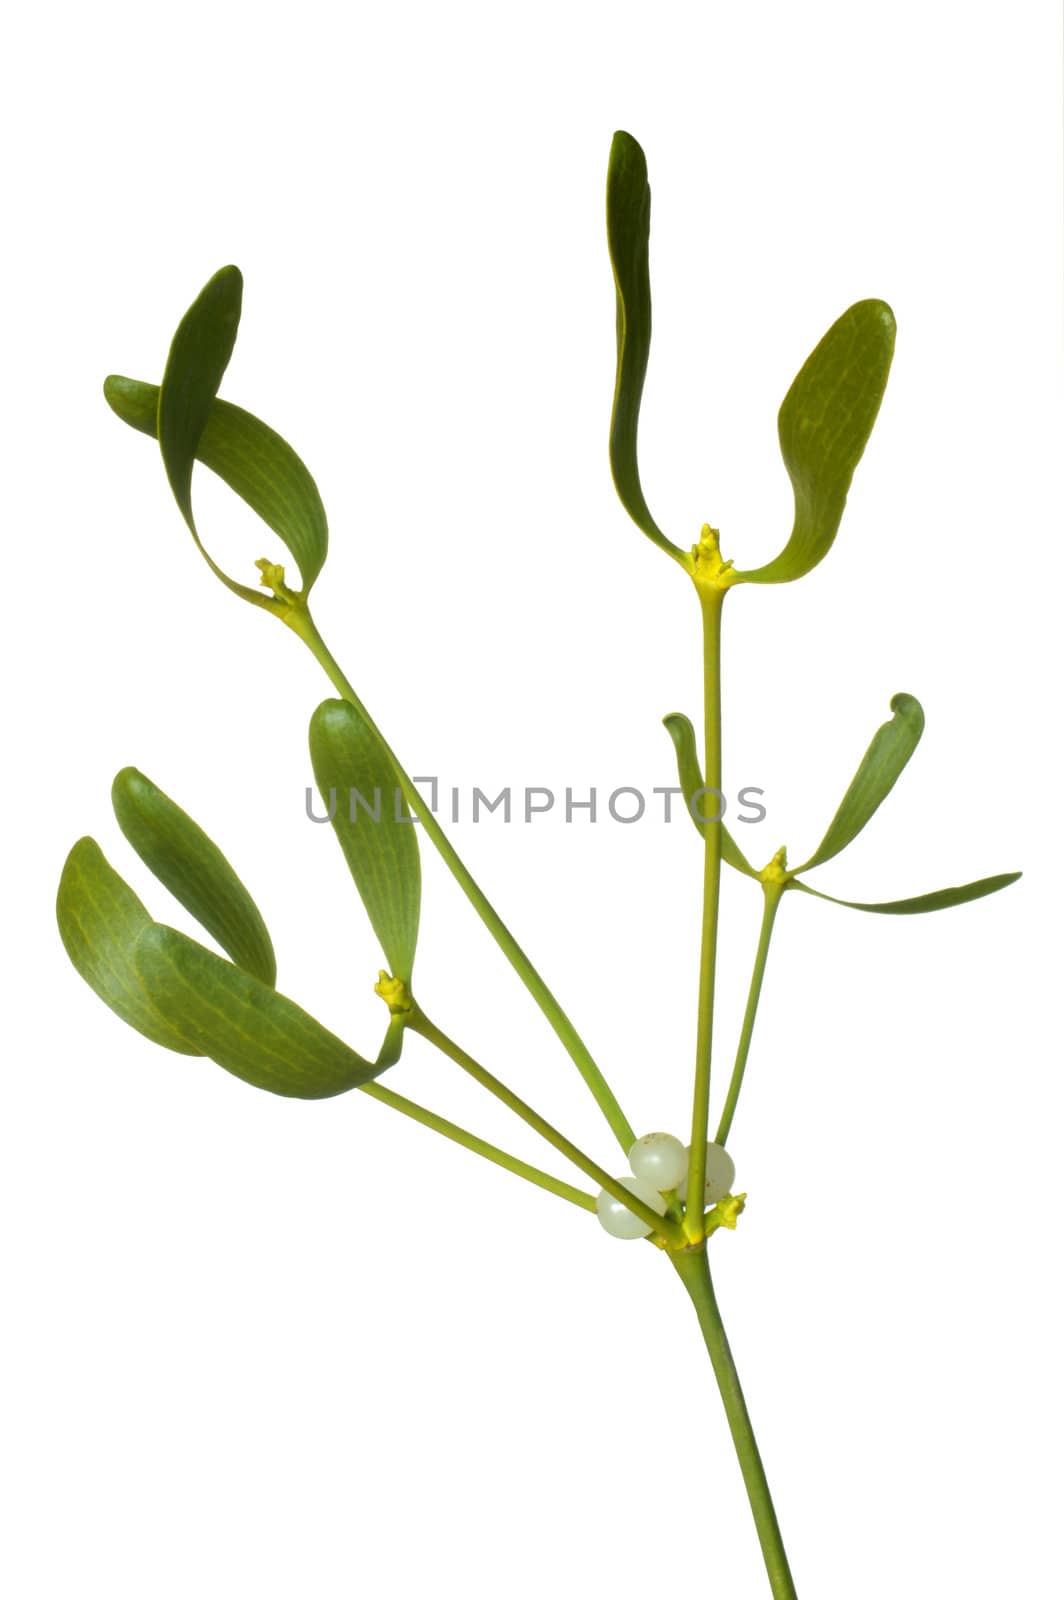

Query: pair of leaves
left=607, top=130, right=896, bottom=580
left=664, top=694, right=1020, bottom=913
left=104, top=266, right=328, bottom=606
left=56, top=761, right=404, bottom=1098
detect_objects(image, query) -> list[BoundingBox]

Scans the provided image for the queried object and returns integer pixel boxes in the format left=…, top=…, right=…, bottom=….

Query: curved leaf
left=56, top=838, right=200, bottom=1055
left=112, top=767, right=276, bottom=986
left=606, top=131, right=683, bottom=562
left=135, top=924, right=385, bottom=1098
left=309, top=699, right=421, bottom=983
left=792, top=872, right=1021, bottom=915
left=103, top=375, right=328, bottom=594
left=153, top=266, right=272, bottom=607
left=795, top=693, right=925, bottom=873
left=663, top=712, right=756, bottom=877
left=735, top=299, right=896, bottom=584
left=376, top=1014, right=408, bottom=1072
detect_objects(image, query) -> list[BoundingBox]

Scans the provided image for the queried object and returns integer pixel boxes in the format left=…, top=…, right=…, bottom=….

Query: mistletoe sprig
left=56, top=132, right=1019, bottom=1599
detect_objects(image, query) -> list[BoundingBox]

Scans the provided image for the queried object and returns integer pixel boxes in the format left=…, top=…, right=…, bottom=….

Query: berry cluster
left=595, top=1131, right=736, bottom=1238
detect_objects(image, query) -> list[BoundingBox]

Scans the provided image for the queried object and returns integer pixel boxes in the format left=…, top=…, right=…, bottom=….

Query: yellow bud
left=374, top=970, right=413, bottom=1015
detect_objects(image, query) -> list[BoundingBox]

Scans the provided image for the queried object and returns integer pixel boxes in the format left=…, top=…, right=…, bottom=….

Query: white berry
left=595, top=1175, right=668, bottom=1239
left=628, top=1131, right=687, bottom=1191
left=677, top=1142, right=736, bottom=1205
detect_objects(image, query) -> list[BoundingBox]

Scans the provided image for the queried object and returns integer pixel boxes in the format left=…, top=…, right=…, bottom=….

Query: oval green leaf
left=735, top=299, right=896, bottom=584
left=792, top=871, right=1021, bottom=915
left=662, top=712, right=756, bottom=877
left=135, top=924, right=384, bottom=1098
left=309, top=699, right=421, bottom=984
left=795, top=693, right=925, bottom=873
left=112, top=767, right=276, bottom=986
left=606, top=132, right=683, bottom=563
left=56, top=838, right=200, bottom=1055
left=103, top=375, right=328, bottom=595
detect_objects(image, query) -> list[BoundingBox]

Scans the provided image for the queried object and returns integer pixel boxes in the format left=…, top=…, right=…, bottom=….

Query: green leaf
left=606, top=131, right=683, bottom=563
left=56, top=838, right=200, bottom=1055
left=103, top=375, right=328, bottom=595
left=376, top=1014, right=408, bottom=1072
left=792, top=872, right=1021, bottom=915
left=795, top=693, right=925, bottom=873
left=309, top=699, right=421, bottom=984
left=152, top=266, right=272, bottom=607
left=111, top=767, right=276, bottom=986
left=662, top=712, right=756, bottom=877
left=135, top=924, right=385, bottom=1098
left=735, top=299, right=896, bottom=584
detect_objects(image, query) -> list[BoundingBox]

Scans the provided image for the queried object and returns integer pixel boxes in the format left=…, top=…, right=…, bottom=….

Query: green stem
left=715, top=882, right=782, bottom=1147
left=287, top=604, right=636, bottom=1155
left=358, top=1080, right=596, bottom=1211
left=671, top=1247, right=798, bottom=1600
left=409, top=1008, right=681, bottom=1243
left=686, top=586, right=725, bottom=1238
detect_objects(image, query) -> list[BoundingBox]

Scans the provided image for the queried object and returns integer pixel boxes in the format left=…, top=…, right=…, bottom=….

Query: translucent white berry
left=595, top=1175, right=668, bottom=1239
left=677, top=1142, right=736, bottom=1205
left=628, top=1131, right=688, bottom=1191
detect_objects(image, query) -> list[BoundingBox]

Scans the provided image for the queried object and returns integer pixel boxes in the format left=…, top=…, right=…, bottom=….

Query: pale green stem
left=671, top=1246, right=798, bottom=1599
left=286, top=605, right=636, bottom=1155
left=715, top=882, right=783, bottom=1147
left=408, top=1007, right=681, bottom=1243
left=358, top=1080, right=596, bottom=1211
left=686, top=587, right=725, bottom=1238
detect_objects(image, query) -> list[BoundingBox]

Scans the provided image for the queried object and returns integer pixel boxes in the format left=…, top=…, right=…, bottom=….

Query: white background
left=3, top=4, right=1061, bottom=1597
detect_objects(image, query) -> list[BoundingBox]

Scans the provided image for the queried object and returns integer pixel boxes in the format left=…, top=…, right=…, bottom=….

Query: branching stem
left=288, top=604, right=637, bottom=1154
left=408, top=1008, right=681, bottom=1243
left=358, top=1079, right=596, bottom=1211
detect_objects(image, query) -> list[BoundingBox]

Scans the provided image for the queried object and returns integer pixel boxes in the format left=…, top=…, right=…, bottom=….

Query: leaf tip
left=860, top=296, right=896, bottom=335
left=111, top=764, right=148, bottom=799
left=888, top=691, right=925, bottom=734
left=202, top=263, right=244, bottom=308
left=57, top=834, right=97, bottom=901
left=309, top=696, right=352, bottom=739
left=609, top=129, right=646, bottom=173
left=103, top=372, right=141, bottom=418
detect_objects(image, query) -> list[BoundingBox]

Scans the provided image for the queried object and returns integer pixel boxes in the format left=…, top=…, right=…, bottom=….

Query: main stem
left=287, top=605, right=636, bottom=1153
left=671, top=1247, right=798, bottom=1599
left=686, top=586, right=725, bottom=1237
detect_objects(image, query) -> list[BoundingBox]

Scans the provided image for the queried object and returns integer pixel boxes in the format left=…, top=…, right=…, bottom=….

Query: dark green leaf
left=792, top=872, right=1021, bottom=915
left=309, top=699, right=421, bottom=983
left=735, top=300, right=896, bottom=584
left=111, top=767, right=276, bottom=986
left=662, top=712, right=756, bottom=877
left=606, top=132, right=683, bottom=563
left=795, top=694, right=925, bottom=872
left=135, top=924, right=384, bottom=1098
left=103, top=375, right=328, bottom=594
left=56, top=838, right=200, bottom=1055
left=152, top=266, right=273, bottom=607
